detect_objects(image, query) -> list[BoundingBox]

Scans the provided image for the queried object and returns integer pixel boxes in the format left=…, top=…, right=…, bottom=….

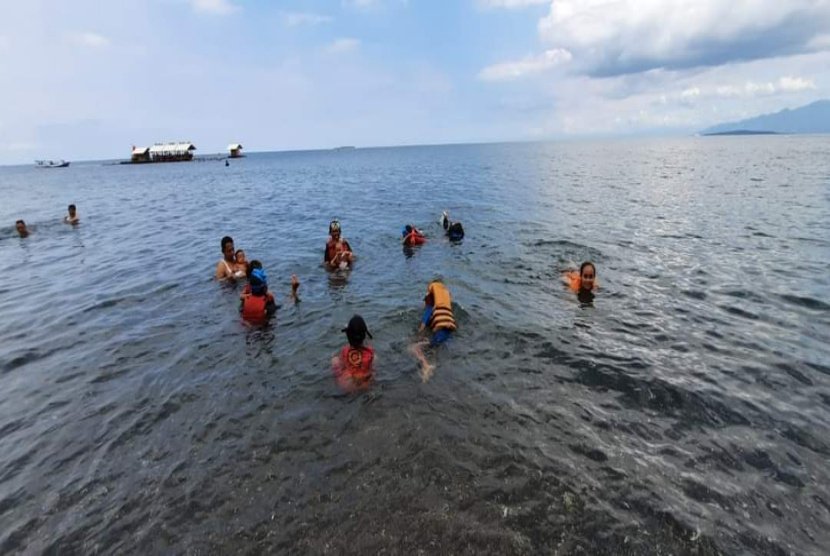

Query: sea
left=0, top=138, right=829, bottom=555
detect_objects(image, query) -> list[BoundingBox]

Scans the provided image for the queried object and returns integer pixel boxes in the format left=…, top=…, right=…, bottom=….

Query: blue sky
left=1, top=0, right=829, bottom=163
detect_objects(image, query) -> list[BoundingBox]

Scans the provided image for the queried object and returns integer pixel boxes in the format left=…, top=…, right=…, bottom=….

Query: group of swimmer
left=14, top=204, right=79, bottom=237
left=214, top=212, right=598, bottom=391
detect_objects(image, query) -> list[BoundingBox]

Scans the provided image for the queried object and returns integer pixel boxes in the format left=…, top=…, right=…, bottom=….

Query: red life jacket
left=335, top=345, right=375, bottom=390
left=241, top=294, right=268, bottom=322
left=404, top=231, right=426, bottom=246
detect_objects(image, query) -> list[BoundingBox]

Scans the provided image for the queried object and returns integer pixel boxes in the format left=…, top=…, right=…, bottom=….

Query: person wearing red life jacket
left=239, top=261, right=277, bottom=324
left=401, top=224, right=426, bottom=246
left=332, top=315, right=375, bottom=392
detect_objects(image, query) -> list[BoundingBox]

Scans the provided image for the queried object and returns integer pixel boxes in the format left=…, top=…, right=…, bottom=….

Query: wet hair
left=247, top=259, right=263, bottom=278
left=16, top=219, right=25, bottom=226
left=221, top=236, right=234, bottom=252
left=343, top=315, right=372, bottom=348
left=580, top=261, right=596, bottom=277
left=405, top=225, right=413, bottom=234
left=68, top=204, right=76, bottom=211
left=329, top=220, right=341, bottom=234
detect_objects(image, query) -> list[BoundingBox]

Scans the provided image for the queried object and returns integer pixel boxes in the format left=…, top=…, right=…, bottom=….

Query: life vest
left=426, top=282, right=456, bottom=332
left=335, top=345, right=375, bottom=390
left=403, top=230, right=426, bottom=246
left=241, top=294, right=268, bottom=322
left=564, top=271, right=598, bottom=293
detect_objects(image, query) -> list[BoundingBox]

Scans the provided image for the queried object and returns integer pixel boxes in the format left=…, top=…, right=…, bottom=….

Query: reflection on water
left=1, top=138, right=829, bottom=554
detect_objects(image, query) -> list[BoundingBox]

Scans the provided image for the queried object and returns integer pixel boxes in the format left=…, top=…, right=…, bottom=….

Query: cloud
left=189, top=0, right=239, bottom=15
left=538, top=0, right=830, bottom=77
left=682, top=76, right=816, bottom=101
left=326, top=38, right=361, bottom=54
left=283, top=12, right=333, bottom=27
left=479, top=48, right=572, bottom=81
left=479, top=0, right=548, bottom=7
left=69, top=32, right=110, bottom=48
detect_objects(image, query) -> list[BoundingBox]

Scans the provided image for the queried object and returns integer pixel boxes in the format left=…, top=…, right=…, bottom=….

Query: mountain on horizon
left=701, top=99, right=830, bottom=135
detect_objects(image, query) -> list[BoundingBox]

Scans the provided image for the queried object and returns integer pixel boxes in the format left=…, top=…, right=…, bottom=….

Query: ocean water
left=0, top=138, right=829, bottom=554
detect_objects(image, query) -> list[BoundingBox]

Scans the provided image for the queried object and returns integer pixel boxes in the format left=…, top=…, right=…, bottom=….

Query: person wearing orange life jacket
left=332, top=315, right=375, bottom=392
left=409, top=280, right=457, bottom=382
left=562, top=261, right=597, bottom=305
left=239, top=261, right=277, bottom=323
left=401, top=224, right=426, bottom=246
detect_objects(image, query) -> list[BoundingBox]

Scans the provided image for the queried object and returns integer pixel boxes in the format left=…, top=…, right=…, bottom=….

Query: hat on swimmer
left=329, top=219, right=341, bottom=234
left=342, top=314, right=372, bottom=347
left=250, top=267, right=268, bottom=295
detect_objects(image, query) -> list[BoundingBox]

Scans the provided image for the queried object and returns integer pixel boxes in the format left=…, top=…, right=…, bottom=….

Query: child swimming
left=409, top=280, right=457, bottom=382
left=332, top=315, right=375, bottom=392
left=239, top=261, right=277, bottom=324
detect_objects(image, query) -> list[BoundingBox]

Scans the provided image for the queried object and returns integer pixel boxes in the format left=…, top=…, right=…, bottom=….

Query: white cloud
left=284, top=12, right=333, bottom=27
left=685, top=77, right=815, bottom=101
left=69, top=32, right=110, bottom=48
left=479, top=0, right=548, bottom=8
left=537, top=0, right=830, bottom=76
left=189, top=0, right=239, bottom=15
left=326, top=38, right=361, bottom=54
left=778, top=76, right=816, bottom=92
left=479, top=48, right=572, bottom=81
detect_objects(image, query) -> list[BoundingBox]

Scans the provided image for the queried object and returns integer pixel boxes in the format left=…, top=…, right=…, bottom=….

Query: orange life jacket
left=404, top=231, right=426, bottom=246
left=335, top=345, right=375, bottom=390
left=426, top=281, right=456, bottom=332
left=241, top=294, right=268, bottom=322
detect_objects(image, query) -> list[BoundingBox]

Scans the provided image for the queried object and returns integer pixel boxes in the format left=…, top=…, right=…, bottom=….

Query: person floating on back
left=15, top=220, right=29, bottom=238
left=401, top=224, right=426, bottom=246
left=562, top=262, right=597, bottom=303
left=332, top=315, right=375, bottom=392
left=324, top=219, right=355, bottom=270
left=441, top=211, right=464, bottom=241
left=409, top=280, right=457, bottom=382
left=239, top=261, right=277, bottom=324
left=64, top=204, right=79, bottom=225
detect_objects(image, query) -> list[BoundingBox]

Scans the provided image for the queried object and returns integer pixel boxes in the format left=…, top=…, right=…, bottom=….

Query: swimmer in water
left=401, top=224, right=426, bottom=246
left=409, top=280, right=457, bottom=382
left=331, top=315, right=375, bottom=392
left=562, top=262, right=597, bottom=295
left=234, top=249, right=248, bottom=276
left=63, top=204, right=79, bottom=225
left=324, top=220, right=354, bottom=270
left=216, top=236, right=243, bottom=281
left=239, top=261, right=277, bottom=323
left=15, top=220, right=29, bottom=238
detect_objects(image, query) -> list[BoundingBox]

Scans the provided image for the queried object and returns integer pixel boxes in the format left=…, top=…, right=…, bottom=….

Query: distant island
left=702, top=130, right=780, bottom=136
left=700, top=99, right=830, bottom=135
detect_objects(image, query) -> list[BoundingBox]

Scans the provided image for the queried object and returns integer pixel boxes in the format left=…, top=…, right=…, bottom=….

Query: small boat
left=35, top=160, right=70, bottom=168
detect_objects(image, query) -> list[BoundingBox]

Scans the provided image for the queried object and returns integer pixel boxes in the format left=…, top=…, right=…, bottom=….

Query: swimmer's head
left=248, top=262, right=268, bottom=295
left=67, top=204, right=76, bottom=216
left=342, top=314, right=372, bottom=348
left=15, top=219, right=28, bottom=237
left=235, top=249, right=246, bottom=264
left=579, top=261, right=596, bottom=291
left=221, top=236, right=234, bottom=259
left=329, top=220, right=341, bottom=238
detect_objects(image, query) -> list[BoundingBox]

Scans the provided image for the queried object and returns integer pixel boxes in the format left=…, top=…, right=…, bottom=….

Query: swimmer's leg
left=408, top=339, right=435, bottom=383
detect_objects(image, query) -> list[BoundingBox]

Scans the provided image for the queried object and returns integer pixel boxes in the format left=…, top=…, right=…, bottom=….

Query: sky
left=1, top=0, right=829, bottom=163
